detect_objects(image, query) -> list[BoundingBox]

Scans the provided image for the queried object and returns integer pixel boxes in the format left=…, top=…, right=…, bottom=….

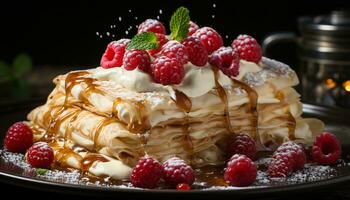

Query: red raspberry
left=232, top=34, right=262, bottom=63
left=181, top=36, right=208, bottom=66
left=138, top=19, right=166, bottom=34
left=209, top=47, right=240, bottom=78
left=225, top=154, right=257, bottom=186
left=130, top=156, right=163, bottom=189
left=27, top=142, right=54, bottom=169
left=100, top=39, right=130, bottom=69
left=192, top=27, right=223, bottom=54
left=4, top=122, right=33, bottom=153
left=148, top=33, right=168, bottom=56
left=162, top=157, right=195, bottom=186
left=123, top=49, right=151, bottom=72
left=227, top=134, right=256, bottom=159
left=268, top=154, right=294, bottom=178
left=188, top=21, right=199, bottom=36
left=152, top=56, right=185, bottom=85
left=176, top=183, right=191, bottom=191
left=158, top=41, right=189, bottom=65
left=312, top=132, right=341, bottom=165
left=268, top=141, right=306, bottom=177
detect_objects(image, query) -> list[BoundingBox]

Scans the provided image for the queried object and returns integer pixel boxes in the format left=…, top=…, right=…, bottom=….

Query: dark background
left=1, top=0, right=350, bottom=68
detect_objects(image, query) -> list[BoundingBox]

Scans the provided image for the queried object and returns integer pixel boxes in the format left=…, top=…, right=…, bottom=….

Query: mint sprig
left=36, top=168, right=49, bottom=175
left=127, top=32, right=158, bottom=50
left=170, top=7, right=190, bottom=41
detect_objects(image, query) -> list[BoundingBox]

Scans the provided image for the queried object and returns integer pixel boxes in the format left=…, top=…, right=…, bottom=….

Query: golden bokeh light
left=343, top=80, right=350, bottom=92
left=325, top=78, right=336, bottom=89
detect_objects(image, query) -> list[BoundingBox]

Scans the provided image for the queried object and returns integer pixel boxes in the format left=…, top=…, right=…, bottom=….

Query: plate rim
left=0, top=101, right=349, bottom=195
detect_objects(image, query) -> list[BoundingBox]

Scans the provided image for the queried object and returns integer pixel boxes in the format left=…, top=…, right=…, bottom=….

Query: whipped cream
left=90, top=60, right=261, bottom=98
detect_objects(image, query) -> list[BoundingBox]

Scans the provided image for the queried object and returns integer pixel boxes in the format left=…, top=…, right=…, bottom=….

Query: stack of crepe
left=27, top=57, right=324, bottom=180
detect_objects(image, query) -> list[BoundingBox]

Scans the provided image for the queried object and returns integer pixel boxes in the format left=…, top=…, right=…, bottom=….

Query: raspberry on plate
left=123, top=49, right=151, bottom=72
left=176, top=183, right=191, bottom=191
left=152, top=56, right=185, bottom=85
left=148, top=33, right=168, bottom=56
left=138, top=19, right=166, bottom=34
left=158, top=41, right=189, bottom=65
left=188, top=21, right=199, bottom=36
left=27, top=142, right=54, bottom=169
left=181, top=36, right=208, bottom=66
left=4, top=122, right=33, bottom=153
left=209, top=46, right=240, bottom=78
left=227, top=134, right=256, bottom=159
left=312, top=132, right=341, bottom=165
left=162, top=157, right=195, bottom=186
left=232, top=34, right=262, bottom=64
left=268, top=141, right=306, bottom=177
left=130, top=156, right=163, bottom=189
left=100, top=39, right=130, bottom=69
left=224, top=154, right=257, bottom=186
left=192, top=27, right=223, bottom=54
left=268, top=154, right=294, bottom=178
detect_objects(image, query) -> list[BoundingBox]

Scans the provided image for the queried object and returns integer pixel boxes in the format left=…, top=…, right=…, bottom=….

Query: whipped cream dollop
left=90, top=60, right=261, bottom=98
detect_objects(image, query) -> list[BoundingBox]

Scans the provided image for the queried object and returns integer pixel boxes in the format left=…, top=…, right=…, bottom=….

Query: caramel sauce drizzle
left=275, top=90, right=296, bottom=140
left=172, top=90, right=193, bottom=162
left=212, top=68, right=234, bottom=133
left=81, top=153, right=109, bottom=172
left=212, top=68, right=259, bottom=140
left=231, top=79, right=258, bottom=139
left=43, top=71, right=113, bottom=171
left=93, top=118, right=115, bottom=151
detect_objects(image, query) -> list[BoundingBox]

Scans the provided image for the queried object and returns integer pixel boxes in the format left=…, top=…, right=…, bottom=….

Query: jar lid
left=299, top=10, right=350, bottom=63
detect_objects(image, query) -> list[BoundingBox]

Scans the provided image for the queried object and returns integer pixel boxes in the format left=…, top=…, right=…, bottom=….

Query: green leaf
left=0, top=61, right=10, bottom=79
left=170, top=7, right=190, bottom=41
left=36, top=168, right=49, bottom=175
left=127, top=32, right=158, bottom=50
left=13, top=54, right=32, bottom=78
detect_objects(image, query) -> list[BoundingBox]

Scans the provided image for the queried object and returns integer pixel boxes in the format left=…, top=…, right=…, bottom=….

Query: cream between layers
left=27, top=57, right=324, bottom=180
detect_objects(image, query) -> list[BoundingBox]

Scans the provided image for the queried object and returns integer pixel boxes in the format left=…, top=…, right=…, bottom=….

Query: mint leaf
left=170, top=7, right=190, bottom=41
left=127, top=32, right=158, bottom=50
left=36, top=168, right=49, bottom=175
left=13, top=54, right=32, bottom=78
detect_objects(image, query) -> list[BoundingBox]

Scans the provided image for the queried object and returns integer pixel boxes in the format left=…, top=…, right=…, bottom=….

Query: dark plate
left=0, top=100, right=350, bottom=197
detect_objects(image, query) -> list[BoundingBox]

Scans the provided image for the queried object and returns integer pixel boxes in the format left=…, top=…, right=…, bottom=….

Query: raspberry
left=232, top=34, right=262, bottom=63
left=148, top=33, right=168, bottom=56
left=123, top=49, right=151, bottom=72
left=130, top=156, right=163, bottom=189
left=192, top=27, right=223, bottom=54
left=152, top=56, right=185, bottom=85
left=188, top=21, right=199, bottom=36
left=181, top=36, right=208, bottom=66
left=268, top=154, right=294, bottom=178
left=312, top=132, right=341, bottom=165
left=268, top=141, right=306, bottom=177
left=225, top=154, right=257, bottom=186
left=27, top=142, right=54, bottom=169
left=100, top=39, right=130, bottom=69
left=138, top=19, right=166, bottom=34
left=176, top=183, right=191, bottom=191
left=162, top=157, right=195, bottom=186
left=227, top=134, right=256, bottom=159
left=4, top=122, right=33, bottom=153
left=209, top=47, right=240, bottom=78
left=158, top=41, right=189, bottom=65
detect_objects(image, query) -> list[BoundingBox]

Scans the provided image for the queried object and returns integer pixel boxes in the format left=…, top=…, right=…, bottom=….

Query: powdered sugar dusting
left=0, top=149, right=347, bottom=190
left=243, top=57, right=295, bottom=87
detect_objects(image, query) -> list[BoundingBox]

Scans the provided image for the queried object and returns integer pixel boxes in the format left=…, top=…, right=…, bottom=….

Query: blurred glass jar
left=262, top=10, right=350, bottom=108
